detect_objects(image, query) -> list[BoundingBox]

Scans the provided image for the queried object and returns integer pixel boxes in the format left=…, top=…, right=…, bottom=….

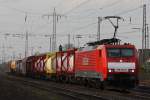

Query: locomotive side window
left=121, top=49, right=133, bottom=57
left=107, top=49, right=120, bottom=57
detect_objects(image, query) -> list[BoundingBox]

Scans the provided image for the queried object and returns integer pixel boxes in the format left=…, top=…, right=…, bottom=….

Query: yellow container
left=44, top=52, right=56, bottom=74
left=10, top=60, right=16, bottom=70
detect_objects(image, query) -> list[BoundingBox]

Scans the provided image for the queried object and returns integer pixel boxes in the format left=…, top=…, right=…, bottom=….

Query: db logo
left=82, top=58, right=89, bottom=65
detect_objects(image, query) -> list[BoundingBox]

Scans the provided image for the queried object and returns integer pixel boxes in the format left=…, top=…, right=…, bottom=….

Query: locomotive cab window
left=107, top=48, right=134, bottom=57
left=107, top=48, right=120, bottom=57
left=121, top=48, right=133, bottom=57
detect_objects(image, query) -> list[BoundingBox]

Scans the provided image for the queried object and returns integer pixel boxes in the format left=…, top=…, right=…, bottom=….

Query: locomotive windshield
left=107, top=48, right=134, bottom=57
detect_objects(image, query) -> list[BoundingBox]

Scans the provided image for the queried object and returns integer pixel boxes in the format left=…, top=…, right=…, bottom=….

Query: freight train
left=8, top=38, right=139, bottom=89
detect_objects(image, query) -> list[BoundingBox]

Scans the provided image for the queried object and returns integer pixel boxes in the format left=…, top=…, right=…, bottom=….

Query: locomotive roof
left=87, top=38, right=121, bottom=46
left=79, top=38, right=135, bottom=51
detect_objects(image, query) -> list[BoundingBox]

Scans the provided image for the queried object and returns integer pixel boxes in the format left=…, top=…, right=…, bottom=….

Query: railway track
left=129, top=85, right=150, bottom=100
left=133, top=85, right=150, bottom=93
left=5, top=73, right=150, bottom=100
left=5, top=73, right=107, bottom=100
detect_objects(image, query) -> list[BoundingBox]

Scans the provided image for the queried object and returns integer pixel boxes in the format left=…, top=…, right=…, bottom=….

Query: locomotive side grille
left=75, top=71, right=103, bottom=79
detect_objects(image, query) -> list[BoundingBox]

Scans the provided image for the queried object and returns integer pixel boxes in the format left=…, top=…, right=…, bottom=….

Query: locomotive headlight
left=129, top=69, right=135, bottom=72
left=109, top=69, right=112, bottom=72
left=108, top=69, right=114, bottom=72
left=131, top=69, right=135, bottom=73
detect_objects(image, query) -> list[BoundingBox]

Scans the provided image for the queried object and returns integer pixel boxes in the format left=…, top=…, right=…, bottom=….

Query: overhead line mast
left=147, top=24, right=149, bottom=49
left=25, top=13, right=28, bottom=58
left=97, top=17, right=102, bottom=41
left=141, top=4, right=149, bottom=65
left=142, top=4, right=148, bottom=49
left=43, top=8, right=66, bottom=52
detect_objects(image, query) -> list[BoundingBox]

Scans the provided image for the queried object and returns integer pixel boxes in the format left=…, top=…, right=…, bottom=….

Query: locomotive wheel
left=100, top=82, right=105, bottom=90
left=95, top=82, right=101, bottom=89
left=64, top=76, right=69, bottom=84
left=84, top=79, right=88, bottom=87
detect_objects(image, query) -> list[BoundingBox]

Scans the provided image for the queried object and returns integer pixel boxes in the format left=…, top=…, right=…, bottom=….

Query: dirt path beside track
left=0, top=66, right=76, bottom=100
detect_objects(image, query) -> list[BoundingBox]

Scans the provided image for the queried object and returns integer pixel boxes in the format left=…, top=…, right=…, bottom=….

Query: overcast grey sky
left=0, top=0, right=149, bottom=61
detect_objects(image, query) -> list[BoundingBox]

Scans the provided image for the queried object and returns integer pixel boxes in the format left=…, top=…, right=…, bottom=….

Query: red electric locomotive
left=75, top=38, right=139, bottom=89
